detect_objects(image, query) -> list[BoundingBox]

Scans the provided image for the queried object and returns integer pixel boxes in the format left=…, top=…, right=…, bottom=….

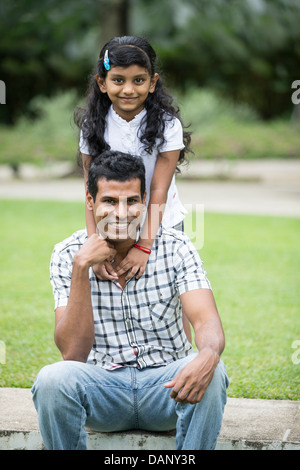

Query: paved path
left=0, top=388, right=299, bottom=450
left=0, top=158, right=299, bottom=217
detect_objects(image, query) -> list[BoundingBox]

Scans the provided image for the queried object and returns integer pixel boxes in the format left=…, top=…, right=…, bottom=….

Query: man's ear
left=96, top=74, right=106, bottom=93
left=86, top=191, right=94, bottom=211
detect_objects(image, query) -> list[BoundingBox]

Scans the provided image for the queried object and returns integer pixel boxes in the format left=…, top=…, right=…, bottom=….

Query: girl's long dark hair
left=74, top=36, right=192, bottom=171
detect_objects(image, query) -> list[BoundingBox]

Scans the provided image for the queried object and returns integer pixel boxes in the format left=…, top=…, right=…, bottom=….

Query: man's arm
left=164, top=289, right=225, bottom=404
left=54, top=234, right=116, bottom=363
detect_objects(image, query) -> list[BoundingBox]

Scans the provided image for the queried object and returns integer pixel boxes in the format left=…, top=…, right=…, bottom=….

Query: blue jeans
left=31, top=353, right=228, bottom=450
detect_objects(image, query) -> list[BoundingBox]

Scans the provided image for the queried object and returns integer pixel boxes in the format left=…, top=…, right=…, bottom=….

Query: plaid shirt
left=50, top=228, right=211, bottom=370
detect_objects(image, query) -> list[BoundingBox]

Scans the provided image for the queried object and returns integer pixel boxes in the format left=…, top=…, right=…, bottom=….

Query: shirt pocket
left=148, top=286, right=178, bottom=324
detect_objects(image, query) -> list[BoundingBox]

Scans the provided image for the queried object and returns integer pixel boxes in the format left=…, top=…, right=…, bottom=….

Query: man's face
left=88, top=177, right=146, bottom=242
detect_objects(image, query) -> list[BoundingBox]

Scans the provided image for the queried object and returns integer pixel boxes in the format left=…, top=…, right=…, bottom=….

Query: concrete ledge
left=0, top=388, right=299, bottom=450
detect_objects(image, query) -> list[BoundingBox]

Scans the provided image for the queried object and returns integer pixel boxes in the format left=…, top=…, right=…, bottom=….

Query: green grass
left=0, top=200, right=85, bottom=387
left=0, top=200, right=299, bottom=400
left=185, top=211, right=300, bottom=400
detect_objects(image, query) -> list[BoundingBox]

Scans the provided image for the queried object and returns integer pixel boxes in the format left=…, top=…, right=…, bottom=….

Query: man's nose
left=115, top=200, right=128, bottom=219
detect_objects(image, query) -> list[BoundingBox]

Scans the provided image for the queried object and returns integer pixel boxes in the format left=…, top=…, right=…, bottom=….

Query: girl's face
left=96, top=64, right=159, bottom=122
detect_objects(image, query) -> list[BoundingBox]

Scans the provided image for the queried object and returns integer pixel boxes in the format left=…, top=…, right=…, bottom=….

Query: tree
left=0, top=0, right=100, bottom=123
left=132, top=0, right=300, bottom=119
left=99, top=0, right=130, bottom=44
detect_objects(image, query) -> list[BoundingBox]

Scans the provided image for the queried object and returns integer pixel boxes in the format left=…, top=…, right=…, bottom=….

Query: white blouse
left=79, top=106, right=187, bottom=228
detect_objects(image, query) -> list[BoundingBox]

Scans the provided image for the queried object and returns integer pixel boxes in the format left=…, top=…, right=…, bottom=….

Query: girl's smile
left=96, top=65, right=159, bottom=122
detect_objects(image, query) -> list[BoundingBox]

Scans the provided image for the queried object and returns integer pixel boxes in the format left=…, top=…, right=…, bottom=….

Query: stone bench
left=0, top=388, right=299, bottom=450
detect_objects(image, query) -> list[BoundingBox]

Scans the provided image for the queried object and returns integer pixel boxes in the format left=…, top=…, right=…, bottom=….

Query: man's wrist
left=73, top=252, right=91, bottom=272
left=197, top=346, right=220, bottom=366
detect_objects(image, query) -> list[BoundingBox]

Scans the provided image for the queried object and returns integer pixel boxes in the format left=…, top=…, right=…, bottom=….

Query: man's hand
left=75, top=233, right=116, bottom=269
left=164, top=348, right=220, bottom=405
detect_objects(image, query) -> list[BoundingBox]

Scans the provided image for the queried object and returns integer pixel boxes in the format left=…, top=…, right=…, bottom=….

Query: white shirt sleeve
left=50, top=248, right=72, bottom=309
left=79, top=129, right=90, bottom=155
left=174, top=234, right=211, bottom=296
left=159, top=117, right=185, bottom=153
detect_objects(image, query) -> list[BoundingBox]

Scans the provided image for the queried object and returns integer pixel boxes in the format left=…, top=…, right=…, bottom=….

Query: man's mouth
left=109, top=222, right=129, bottom=230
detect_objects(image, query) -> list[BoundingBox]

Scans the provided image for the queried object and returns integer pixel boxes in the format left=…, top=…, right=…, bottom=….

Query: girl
left=75, top=36, right=192, bottom=340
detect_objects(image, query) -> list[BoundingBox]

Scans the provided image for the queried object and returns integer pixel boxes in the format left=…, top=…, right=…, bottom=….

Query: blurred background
left=1, top=0, right=300, bottom=172
left=0, top=0, right=300, bottom=398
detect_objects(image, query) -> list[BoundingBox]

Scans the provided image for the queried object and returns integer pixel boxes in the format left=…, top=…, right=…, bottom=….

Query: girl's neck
left=111, top=104, right=146, bottom=123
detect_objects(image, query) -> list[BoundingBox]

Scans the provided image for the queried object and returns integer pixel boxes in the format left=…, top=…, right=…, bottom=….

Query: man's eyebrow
left=100, top=195, right=117, bottom=201
left=127, top=195, right=141, bottom=199
left=100, top=195, right=141, bottom=200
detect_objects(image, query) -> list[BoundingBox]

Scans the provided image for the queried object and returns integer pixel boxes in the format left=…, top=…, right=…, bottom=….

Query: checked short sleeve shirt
left=50, top=228, right=211, bottom=370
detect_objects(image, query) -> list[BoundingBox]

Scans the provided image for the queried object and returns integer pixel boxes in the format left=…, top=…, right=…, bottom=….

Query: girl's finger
left=125, top=267, right=139, bottom=281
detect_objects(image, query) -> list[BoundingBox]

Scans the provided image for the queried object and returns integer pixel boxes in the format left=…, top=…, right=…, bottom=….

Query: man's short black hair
left=88, top=150, right=146, bottom=202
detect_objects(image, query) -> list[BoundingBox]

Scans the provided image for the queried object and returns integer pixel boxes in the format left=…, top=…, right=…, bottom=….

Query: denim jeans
left=31, top=353, right=229, bottom=450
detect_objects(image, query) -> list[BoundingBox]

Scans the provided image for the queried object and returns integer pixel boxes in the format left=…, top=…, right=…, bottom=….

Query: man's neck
left=111, top=239, right=135, bottom=262
left=108, top=239, right=134, bottom=288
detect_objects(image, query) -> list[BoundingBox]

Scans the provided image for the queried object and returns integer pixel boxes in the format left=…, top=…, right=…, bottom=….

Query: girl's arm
left=116, top=148, right=180, bottom=279
left=138, top=148, right=180, bottom=250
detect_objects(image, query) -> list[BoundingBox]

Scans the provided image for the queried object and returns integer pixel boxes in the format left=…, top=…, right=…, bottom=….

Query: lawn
left=0, top=199, right=299, bottom=400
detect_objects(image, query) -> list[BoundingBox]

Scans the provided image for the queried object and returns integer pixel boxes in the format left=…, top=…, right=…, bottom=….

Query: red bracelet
left=133, top=243, right=152, bottom=254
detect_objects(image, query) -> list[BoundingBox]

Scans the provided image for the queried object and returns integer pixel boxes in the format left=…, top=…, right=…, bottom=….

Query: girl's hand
left=93, top=260, right=118, bottom=281
left=116, top=246, right=150, bottom=280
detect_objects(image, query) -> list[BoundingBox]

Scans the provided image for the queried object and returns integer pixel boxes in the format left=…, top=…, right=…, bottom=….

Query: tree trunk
left=99, top=0, right=130, bottom=45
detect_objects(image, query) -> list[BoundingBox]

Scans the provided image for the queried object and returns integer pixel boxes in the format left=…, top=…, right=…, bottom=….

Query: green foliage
left=0, top=90, right=79, bottom=166
left=1, top=87, right=299, bottom=168
left=1, top=0, right=300, bottom=123
left=133, top=0, right=300, bottom=119
left=0, top=0, right=100, bottom=123
left=178, top=88, right=300, bottom=159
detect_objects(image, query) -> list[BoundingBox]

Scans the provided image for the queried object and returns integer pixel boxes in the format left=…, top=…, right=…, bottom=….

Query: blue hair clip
left=103, top=50, right=111, bottom=71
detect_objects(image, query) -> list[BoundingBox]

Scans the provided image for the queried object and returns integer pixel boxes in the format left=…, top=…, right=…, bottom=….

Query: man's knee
left=32, top=361, right=83, bottom=401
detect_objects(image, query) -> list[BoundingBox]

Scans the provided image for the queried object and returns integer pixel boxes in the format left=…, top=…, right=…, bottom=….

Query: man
left=32, top=150, right=229, bottom=450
